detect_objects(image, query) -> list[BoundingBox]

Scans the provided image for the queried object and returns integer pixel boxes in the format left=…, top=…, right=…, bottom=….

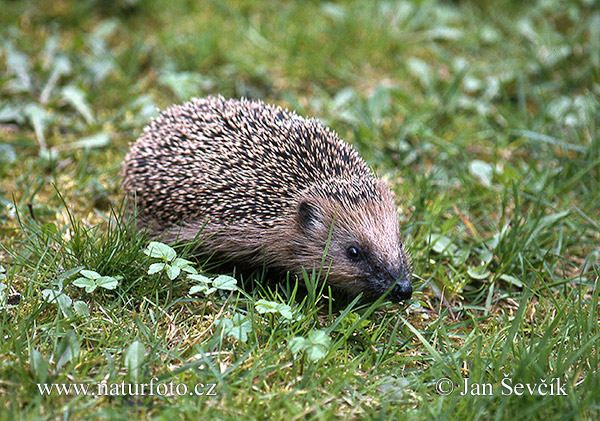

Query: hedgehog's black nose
left=390, top=280, right=412, bottom=301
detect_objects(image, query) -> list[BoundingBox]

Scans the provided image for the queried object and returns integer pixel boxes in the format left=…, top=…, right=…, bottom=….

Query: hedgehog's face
left=295, top=181, right=412, bottom=302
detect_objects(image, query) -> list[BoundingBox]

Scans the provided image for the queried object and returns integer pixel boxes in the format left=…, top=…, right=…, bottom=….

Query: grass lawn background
left=0, top=0, right=599, bottom=418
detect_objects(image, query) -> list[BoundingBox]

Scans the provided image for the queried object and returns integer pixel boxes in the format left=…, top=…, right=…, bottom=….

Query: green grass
left=1, top=0, right=599, bottom=419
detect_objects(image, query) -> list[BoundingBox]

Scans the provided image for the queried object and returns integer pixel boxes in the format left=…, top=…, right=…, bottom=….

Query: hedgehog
left=121, top=96, right=412, bottom=301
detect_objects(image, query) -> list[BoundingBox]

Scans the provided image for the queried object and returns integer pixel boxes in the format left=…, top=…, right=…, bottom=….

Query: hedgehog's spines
left=122, top=96, right=375, bottom=228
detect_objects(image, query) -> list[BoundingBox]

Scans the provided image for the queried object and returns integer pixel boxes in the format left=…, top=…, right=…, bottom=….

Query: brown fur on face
left=283, top=179, right=411, bottom=300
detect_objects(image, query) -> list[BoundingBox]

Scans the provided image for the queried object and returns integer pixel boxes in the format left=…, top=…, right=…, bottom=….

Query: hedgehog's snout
left=378, top=266, right=412, bottom=301
left=391, top=249, right=413, bottom=301
left=390, top=277, right=412, bottom=301
left=362, top=260, right=412, bottom=302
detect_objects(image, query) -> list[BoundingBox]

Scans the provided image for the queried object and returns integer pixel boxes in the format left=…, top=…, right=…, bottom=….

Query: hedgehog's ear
left=297, top=200, right=320, bottom=232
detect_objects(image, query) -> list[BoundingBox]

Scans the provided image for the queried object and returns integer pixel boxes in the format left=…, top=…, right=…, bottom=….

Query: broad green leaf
left=5, top=41, right=32, bottom=91
left=55, top=330, right=80, bottom=371
left=41, top=222, right=58, bottom=241
left=61, top=85, right=95, bottom=124
left=499, top=274, right=524, bottom=288
left=367, top=85, right=391, bottom=122
left=148, top=263, right=165, bottom=275
left=0, top=104, right=23, bottom=123
left=144, top=241, right=176, bottom=261
left=62, top=133, right=110, bottom=150
left=40, top=55, right=72, bottom=103
left=0, top=143, right=17, bottom=163
left=467, top=266, right=491, bottom=280
left=190, top=284, right=210, bottom=295
left=308, top=330, right=331, bottom=346
left=213, top=275, right=237, bottom=291
left=469, top=160, right=493, bottom=187
left=305, top=330, right=331, bottom=361
left=166, top=265, right=181, bottom=280
left=430, top=235, right=454, bottom=254
left=276, top=303, right=294, bottom=320
left=305, top=344, right=328, bottom=361
left=479, top=249, right=494, bottom=265
left=452, top=248, right=470, bottom=266
left=227, top=314, right=252, bottom=342
left=514, top=130, right=587, bottom=153
left=148, top=263, right=166, bottom=275
left=187, top=274, right=212, bottom=284
left=58, top=266, right=85, bottom=281
left=426, top=27, right=463, bottom=41
left=182, top=266, right=198, bottom=274
left=124, top=341, right=146, bottom=384
left=73, top=277, right=97, bottom=293
left=80, top=270, right=101, bottom=280
left=73, top=300, right=90, bottom=317
left=407, top=57, right=432, bottom=88
left=255, top=300, right=294, bottom=320
left=173, top=258, right=197, bottom=274
left=215, top=318, right=233, bottom=329
left=255, top=299, right=280, bottom=314
left=215, top=315, right=251, bottom=342
left=52, top=55, right=72, bottom=75
left=539, top=210, right=570, bottom=228
left=23, top=103, right=49, bottom=145
left=486, top=224, right=510, bottom=250
left=172, top=258, right=193, bottom=268
left=96, top=276, right=119, bottom=290
left=289, top=330, right=331, bottom=360
left=29, top=348, right=48, bottom=383
left=158, top=71, right=214, bottom=101
left=288, top=337, right=307, bottom=354
left=41, top=288, right=73, bottom=316
left=321, top=3, right=345, bottom=20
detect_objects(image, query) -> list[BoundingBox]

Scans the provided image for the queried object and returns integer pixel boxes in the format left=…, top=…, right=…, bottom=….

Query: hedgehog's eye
left=346, top=246, right=362, bottom=262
